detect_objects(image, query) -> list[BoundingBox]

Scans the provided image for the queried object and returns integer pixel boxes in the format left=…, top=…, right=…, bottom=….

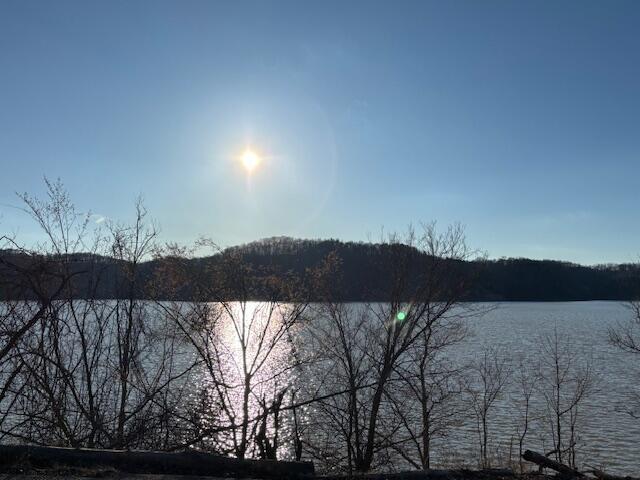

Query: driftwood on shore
left=0, top=444, right=314, bottom=479
left=522, top=450, right=584, bottom=477
left=522, top=450, right=639, bottom=480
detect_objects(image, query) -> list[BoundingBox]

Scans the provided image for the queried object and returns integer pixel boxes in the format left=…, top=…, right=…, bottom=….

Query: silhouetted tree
left=0, top=180, right=189, bottom=449
left=609, top=301, right=640, bottom=418
left=307, top=224, right=478, bottom=472
left=464, top=346, right=512, bottom=468
left=537, top=328, right=594, bottom=468
left=155, top=243, right=312, bottom=459
left=512, top=358, right=535, bottom=473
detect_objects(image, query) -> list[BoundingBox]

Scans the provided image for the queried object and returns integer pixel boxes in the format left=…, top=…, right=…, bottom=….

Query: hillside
left=1, top=237, right=639, bottom=302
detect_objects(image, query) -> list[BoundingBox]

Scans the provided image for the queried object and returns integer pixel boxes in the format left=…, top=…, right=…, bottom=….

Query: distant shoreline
left=2, top=238, right=639, bottom=302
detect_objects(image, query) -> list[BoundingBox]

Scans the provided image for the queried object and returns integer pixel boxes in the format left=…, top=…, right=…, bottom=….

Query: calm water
left=446, top=301, right=640, bottom=474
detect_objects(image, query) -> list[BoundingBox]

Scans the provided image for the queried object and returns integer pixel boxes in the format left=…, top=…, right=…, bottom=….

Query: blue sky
left=1, top=0, right=639, bottom=264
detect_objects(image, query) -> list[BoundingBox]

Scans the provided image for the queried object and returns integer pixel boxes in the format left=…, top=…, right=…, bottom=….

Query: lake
left=1, top=300, right=638, bottom=474
left=204, top=300, right=640, bottom=473
left=445, top=301, right=640, bottom=474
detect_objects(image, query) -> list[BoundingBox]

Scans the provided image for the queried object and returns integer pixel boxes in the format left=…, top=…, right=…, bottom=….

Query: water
left=446, top=301, right=640, bottom=474
left=2, top=300, right=639, bottom=473
left=205, top=300, right=640, bottom=473
left=156, top=301, right=640, bottom=473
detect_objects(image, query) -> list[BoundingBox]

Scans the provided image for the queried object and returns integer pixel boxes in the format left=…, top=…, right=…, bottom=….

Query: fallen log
left=0, top=444, right=314, bottom=479
left=522, top=450, right=583, bottom=477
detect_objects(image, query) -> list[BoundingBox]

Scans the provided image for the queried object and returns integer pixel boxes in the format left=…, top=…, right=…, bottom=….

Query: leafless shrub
left=536, top=327, right=594, bottom=468
left=1, top=181, right=191, bottom=449
left=512, top=358, right=535, bottom=473
left=464, top=346, right=512, bottom=469
left=608, top=301, right=640, bottom=418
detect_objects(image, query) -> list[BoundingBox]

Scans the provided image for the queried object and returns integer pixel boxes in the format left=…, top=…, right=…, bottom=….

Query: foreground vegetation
left=0, top=181, right=639, bottom=475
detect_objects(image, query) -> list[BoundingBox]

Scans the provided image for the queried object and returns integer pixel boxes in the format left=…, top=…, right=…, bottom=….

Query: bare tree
left=156, top=243, right=311, bottom=459
left=304, top=298, right=373, bottom=473
left=308, top=224, right=477, bottom=473
left=465, top=346, right=511, bottom=469
left=512, top=358, right=535, bottom=473
left=608, top=301, right=640, bottom=418
left=389, top=358, right=466, bottom=470
left=387, top=313, right=469, bottom=469
left=0, top=234, right=81, bottom=435
left=537, top=328, right=594, bottom=468
left=1, top=181, right=190, bottom=449
left=609, top=301, right=640, bottom=356
left=0, top=180, right=104, bottom=445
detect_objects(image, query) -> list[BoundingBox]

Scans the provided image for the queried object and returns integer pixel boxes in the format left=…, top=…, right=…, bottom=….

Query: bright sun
left=240, top=149, right=262, bottom=173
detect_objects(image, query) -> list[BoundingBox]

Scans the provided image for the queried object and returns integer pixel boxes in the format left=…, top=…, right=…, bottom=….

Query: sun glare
left=241, top=149, right=262, bottom=173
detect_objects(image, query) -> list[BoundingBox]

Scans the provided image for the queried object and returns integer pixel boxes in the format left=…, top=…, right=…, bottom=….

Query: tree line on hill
left=2, top=236, right=639, bottom=302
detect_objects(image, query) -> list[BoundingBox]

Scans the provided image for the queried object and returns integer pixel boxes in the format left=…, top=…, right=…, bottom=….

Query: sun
left=240, top=149, right=262, bottom=173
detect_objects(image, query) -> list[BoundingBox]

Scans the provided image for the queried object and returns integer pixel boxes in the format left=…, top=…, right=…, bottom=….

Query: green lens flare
left=396, top=311, right=406, bottom=321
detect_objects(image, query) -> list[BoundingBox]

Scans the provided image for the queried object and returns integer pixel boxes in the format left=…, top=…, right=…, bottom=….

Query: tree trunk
left=522, top=449, right=583, bottom=477
left=0, top=445, right=315, bottom=479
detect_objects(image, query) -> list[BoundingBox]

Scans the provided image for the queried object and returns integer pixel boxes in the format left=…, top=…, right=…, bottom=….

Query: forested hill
left=1, top=237, right=639, bottom=301
left=222, top=238, right=640, bottom=301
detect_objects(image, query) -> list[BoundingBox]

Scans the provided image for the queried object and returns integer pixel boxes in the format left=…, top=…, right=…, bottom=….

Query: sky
left=1, top=0, right=639, bottom=265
